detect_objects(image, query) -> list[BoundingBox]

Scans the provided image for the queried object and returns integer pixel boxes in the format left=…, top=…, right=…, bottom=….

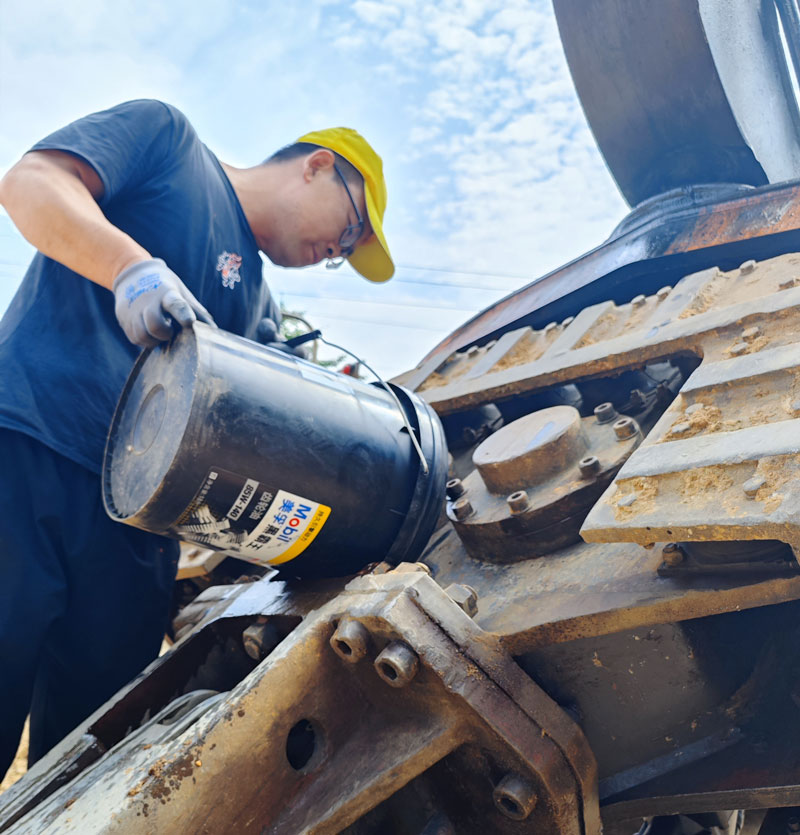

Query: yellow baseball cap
left=296, top=127, right=395, bottom=283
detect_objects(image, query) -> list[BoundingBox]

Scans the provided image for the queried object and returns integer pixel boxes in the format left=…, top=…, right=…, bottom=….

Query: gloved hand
left=254, top=317, right=309, bottom=359
left=112, top=258, right=215, bottom=348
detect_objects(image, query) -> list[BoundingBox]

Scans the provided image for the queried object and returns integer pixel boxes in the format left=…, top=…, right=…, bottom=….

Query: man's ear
left=303, top=147, right=336, bottom=182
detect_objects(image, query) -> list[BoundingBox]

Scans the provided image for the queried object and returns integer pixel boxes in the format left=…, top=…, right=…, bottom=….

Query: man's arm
left=0, top=148, right=214, bottom=346
left=0, top=150, right=150, bottom=289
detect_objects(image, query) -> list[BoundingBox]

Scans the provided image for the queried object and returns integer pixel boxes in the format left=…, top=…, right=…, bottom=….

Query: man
left=0, top=99, right=394, bottom=779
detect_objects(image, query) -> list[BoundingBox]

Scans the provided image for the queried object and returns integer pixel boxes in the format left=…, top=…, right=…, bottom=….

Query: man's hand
left=254, top=317, right=308, bottom=359
left=113, top=258, right=215, bottom=347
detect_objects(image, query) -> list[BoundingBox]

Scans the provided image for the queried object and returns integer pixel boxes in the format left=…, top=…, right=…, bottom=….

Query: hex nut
left=631, top=294, right=647, bottom=307
left=656, top=286, right=672, bottom=300
left=613, top=416, right=638, bottom=440
left=739, top=259, right=757, bottom=275
left=445, top=583, right=478, bottom=617
left=446, top=478, right=465, bottom=499
left=452, top=497, right=474, bottom=520
left=493, top=773, right=538, bottom=821
left=743, top=476, right=766, bottom=498
left=242, top=621, right=280, bottom=662
left=594, top=402, right=617, bottom=424
left=507, top=490, right=529, bottom=513
left=579, top=455, right=601, bottom=478
left=330, top=619, right=370, bottom=663
left=374, top=641, right=419, bottom=688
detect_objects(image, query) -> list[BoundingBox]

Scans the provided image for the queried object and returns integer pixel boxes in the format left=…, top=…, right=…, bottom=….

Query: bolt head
left=374, top=641, right=419, bottom=688
left=617, top=492, right=637, bottom=508
left=631, top=294, right=647, bottom=307
left=613, top=416, right=638, bottom=440
left=506, top=490, right=529, bottom=513
left=729, top=342, right=748, bottom=356
left=330, top=618, right=370, bottom=663
left=242, top=622, right=279, bottom=662
left=493, top=773, right=538, bottom=821
left=739, top=259, right=757, bottom=275
left=579, top=455, right=600, bottom=478
left=561, top=316, right=574, bottom=327
left=779, top=278, right=797, bottom=291
left=670, top=421, right=691, bottom=436
left=452, top=497, right=474, bottom=520
left=656, top=285, right=672, bottom=300
left=445, top=583, right=478, bottom=617
left=594, top=402, right=617, bottom=424
left=446, top=478, right=465, bottom=499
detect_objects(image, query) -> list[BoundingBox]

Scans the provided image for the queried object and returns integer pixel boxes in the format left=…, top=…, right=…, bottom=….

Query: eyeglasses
left=326, top=163, right=365, bottom=270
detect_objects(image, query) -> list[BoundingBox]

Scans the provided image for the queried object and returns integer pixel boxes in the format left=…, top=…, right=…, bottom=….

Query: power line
left=275, top=290, right=481, bottom=313
left=293, top=268, right=518, bottom=292
left=286, top=310, right=454, bottom=332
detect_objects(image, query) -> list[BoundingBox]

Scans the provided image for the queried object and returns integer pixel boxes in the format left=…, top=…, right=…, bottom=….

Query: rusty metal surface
left=445, top=406, right=641, bottom=561
left=5, top=570, right=600, bottom=834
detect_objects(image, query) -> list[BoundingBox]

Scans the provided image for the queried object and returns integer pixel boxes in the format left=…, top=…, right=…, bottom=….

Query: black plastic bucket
left=102, top=324, right=448, bottom=578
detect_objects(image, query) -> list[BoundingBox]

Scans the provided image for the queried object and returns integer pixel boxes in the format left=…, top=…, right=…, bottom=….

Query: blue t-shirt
left=0, top=99, right=276, bottom=473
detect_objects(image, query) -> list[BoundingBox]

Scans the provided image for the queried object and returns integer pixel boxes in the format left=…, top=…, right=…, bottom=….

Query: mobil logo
left=276, top=503, right=313, bottom=543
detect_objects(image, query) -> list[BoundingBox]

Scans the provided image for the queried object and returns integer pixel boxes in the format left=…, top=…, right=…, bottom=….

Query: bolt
left=743, top=476, right=766, bottom=498
left=561, top=316, right=574, bottom=327
left=617, top=493, right=637, bottom=508
left=446, top=478, right=465, bottom=499
left=670, top=421, right=691, bottom=436
left=242, top=621, right=280, bottom=662
left=594, top=402, right=617, bottom=424
left=485, top=339, right=497, bottom=349
left=662, top=543, right=685, bottom=566
left=543, top=321, right=559, bottom=335
left=729, top=342, right=748, bottom=356
left=579, top=455, right=601, bottom=478
left=451, top=497, right=474, bottom=521
left=779, top=278, right=797, bottom=291
left=739, top=259, right=757, bottom=275
left=613, top=416, right=638, bottom=440
left=742, top=325, right=761, bottom=341
left=656, top=286, right=672, bottom=300
left=631, top=294, right=647, bottom=308
left=444, top=583, right=478, bottom=617
left=374, top=641, right=419, bottom=688
left=493, top=773, right=538, bottom=821
left=507, top=490, right=529, bottom=513
left=466, top=345, right=480, bottom=357
left=330, top=619, right=370, bottom=664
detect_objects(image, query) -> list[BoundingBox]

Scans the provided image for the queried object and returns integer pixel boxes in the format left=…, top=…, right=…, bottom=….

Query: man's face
left=263, top=149, right=370, bottom=269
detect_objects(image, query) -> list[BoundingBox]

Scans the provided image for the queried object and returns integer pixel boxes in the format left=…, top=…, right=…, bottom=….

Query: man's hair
left=266, top=142, right=362, bottom=186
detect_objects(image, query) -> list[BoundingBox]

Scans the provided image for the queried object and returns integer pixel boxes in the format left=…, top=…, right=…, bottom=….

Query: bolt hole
left=335, top=640, right=352, bottom=656
left=509, top=491, right=524, bottom=501
left=286, top=719, right=318, bottom=771
left=380, top=662, right=398, bottom=681
left=498, top=795, right=522, bottom=817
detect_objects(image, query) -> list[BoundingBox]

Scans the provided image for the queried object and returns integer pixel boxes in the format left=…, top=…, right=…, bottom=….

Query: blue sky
left=0, top=0, right=628, bottom=377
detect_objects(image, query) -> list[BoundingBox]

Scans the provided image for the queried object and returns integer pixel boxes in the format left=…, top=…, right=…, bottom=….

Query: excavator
left=3, top=1, right=800, bottom=832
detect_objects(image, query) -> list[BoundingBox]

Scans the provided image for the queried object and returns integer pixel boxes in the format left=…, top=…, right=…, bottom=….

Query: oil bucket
left=102, top=323, right=448, bottom=578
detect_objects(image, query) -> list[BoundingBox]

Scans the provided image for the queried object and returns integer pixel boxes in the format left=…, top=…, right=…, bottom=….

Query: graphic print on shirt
left=216, top=251, right=242, bottom=289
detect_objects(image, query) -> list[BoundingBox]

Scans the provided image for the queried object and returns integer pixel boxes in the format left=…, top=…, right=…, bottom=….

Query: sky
left=0, top=0, right=628, bottom=378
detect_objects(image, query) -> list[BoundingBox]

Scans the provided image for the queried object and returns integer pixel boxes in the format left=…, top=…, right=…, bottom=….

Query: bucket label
left=173, top=468, right=330, bottom=567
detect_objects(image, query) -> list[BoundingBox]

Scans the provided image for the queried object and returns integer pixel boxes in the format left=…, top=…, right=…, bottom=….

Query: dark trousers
left=0, top=429, right=179, bottom=779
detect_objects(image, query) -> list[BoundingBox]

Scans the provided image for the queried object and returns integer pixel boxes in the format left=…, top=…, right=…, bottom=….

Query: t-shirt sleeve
left=28, top=99, right=193, bottom=208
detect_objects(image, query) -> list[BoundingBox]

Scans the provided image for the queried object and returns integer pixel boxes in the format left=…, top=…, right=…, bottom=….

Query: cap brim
left=348, top=186, right=394, bottom=282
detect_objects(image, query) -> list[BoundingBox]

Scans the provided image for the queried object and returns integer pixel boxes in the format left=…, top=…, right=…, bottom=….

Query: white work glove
left=112, top=258, right=215, bottom=348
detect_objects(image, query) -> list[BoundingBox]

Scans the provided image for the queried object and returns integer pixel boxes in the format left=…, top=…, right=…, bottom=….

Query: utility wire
left=276, top=290, right=482, bottom=313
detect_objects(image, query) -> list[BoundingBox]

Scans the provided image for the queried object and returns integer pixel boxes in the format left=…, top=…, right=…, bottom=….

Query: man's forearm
left=0, top=152, right=150, bottom=290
